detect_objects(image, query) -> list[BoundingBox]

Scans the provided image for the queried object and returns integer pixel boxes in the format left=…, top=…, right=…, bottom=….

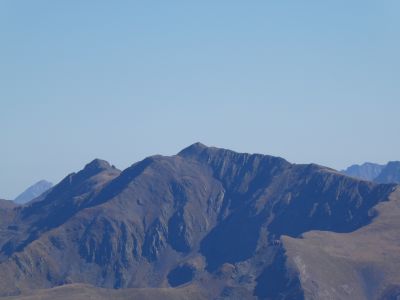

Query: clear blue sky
left=1, top=1, right=399, bottom=199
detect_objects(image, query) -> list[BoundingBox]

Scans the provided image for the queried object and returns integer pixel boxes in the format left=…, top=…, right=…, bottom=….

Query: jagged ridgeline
left=0, top=143, right=399, bottom=300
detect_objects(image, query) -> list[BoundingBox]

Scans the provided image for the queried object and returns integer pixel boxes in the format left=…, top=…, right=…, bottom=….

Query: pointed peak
left=83, top=159, right=112, bottom=173
left=178, top=142, right=208, bottom=157
left=35, top=180, right=53, bottom=186
left=14, top=180, right=54, bottom=204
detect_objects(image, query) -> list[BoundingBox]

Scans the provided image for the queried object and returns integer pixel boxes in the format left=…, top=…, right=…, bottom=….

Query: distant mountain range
left=341, top=161, right=400, bottom=183
left=0, top=144, right=399, bottom=299
left=14, top=180, right=53, bottom=204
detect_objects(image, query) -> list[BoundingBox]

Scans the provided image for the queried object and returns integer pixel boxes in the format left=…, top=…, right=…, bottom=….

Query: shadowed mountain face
left=0, top=200, right=18, bottom=263
left=374, top=161, right=400, bottom=184
left=283, top=187, right=400, bottom=299
left=0, top=144, right=398, bottom=299
left=14, top=180, right=53, bottom=204
left=0, top=199, right=17, bottom=226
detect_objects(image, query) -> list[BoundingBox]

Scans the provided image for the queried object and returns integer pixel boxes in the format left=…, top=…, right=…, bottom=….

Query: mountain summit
left=14, top=180, right=53, bottom=204
left=0, top=144, right=399, bottom=299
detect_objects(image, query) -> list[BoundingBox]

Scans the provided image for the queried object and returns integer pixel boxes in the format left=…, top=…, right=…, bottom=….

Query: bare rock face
left=374, top=161, right=400, bottom=184
left=0, top=144, right=398, bottom=299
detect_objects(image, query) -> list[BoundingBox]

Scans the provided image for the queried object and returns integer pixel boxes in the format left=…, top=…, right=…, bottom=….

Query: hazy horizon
left=1, top=1, right=399, bottom=199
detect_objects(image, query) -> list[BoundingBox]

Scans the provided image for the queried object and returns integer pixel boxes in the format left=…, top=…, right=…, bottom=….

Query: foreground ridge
left=0, top=143, right=398, bottom=300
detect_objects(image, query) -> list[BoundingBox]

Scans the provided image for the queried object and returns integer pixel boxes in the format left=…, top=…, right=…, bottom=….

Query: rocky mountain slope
left=282, top=187, right=400, bottom=299
left=14, top=180, right=53, bottom=204
left=1, top=284, right=205, bottom=300
left=0, top=199, right=16, bottom=210
left=0, top=143, right=398, bottom=299
left=374, top=161, right=400, bottom=184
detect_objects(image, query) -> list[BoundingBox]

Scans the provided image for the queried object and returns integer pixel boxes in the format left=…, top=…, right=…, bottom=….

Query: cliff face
left=374, top=161, right=400, bottom=184
left=0, top=144, right=398, bottom=299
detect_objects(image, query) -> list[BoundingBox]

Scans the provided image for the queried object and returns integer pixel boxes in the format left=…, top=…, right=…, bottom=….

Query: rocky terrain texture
left=14, top=180, right=53, bottom=204
left=0, top=143, right=399, bottom=299
left=374, top=161, right=400, bottom=184
left=0, top=199, right=16, bottom=210
left=1, top=284, right=205, bottom=300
